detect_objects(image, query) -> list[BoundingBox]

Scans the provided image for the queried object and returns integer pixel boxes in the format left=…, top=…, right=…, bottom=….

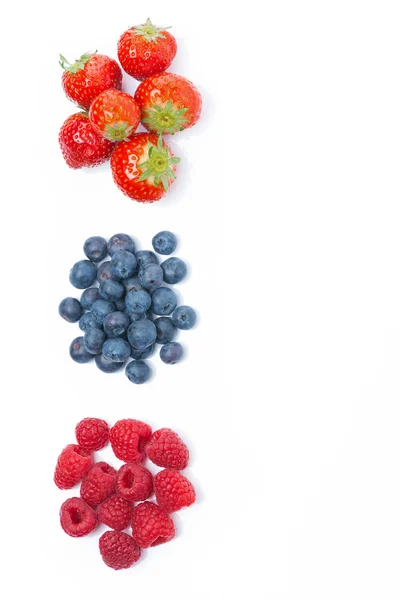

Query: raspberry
left=54, top=444, right=93, bottom=490
left=75, top=418, right=109, bottom=451
left=60, top=497, right=98, bottom=537
left=146, top=428, right=189, bottom=470
left=116, top=463, right=153, bottom=502
left=131, top=501, right=175, bottom=548
left=80, top=462, right=116, bottom=507
left=98, top=495, right=133, bottom=531
left=154, top=469, right=196, bottom=513
left=99, top=531, right=141, bottom=570
left=110, top=419, right=152, bottom=463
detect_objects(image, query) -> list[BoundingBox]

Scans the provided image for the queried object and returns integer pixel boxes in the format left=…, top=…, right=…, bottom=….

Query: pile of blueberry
left=59, top=232, right=196, bottom=384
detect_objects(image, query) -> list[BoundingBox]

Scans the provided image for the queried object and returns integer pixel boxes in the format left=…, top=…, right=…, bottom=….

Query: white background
left=2, top=0, right=400, bottom=598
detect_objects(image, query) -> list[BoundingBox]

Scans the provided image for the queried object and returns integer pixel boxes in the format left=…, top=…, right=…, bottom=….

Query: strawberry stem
left=59, top=51, right=97, bottom=73
left=142, top=100, right=189, bottom=135
left=132, top=18, right=171, bottom=43
left=138, top=136, right=180, bottom=191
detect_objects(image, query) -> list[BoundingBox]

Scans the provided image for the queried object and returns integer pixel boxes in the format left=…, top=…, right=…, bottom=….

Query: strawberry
left=135, top=72, right=202, bottom=135
left=60, top=51, right=122, bottom=110
left=110, top=133, right=180, bottom=202
left=59, top=113, right=114, bottom=169
left=117, top=19, right=177, bottom=81
left=89, top=89, right=141, bottom=142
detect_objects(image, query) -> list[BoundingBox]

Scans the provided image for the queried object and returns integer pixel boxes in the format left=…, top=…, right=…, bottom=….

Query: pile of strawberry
left=58, top=19, right=202, bottom=203
left=55, top=418, right=196, bottom=570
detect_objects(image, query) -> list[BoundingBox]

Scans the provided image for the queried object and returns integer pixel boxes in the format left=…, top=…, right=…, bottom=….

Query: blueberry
left=135, top=250, right=159, bottom=268
left=151, top=287, right=177, bottom=315
left=69, top=337, right=94, bottom=363
left=95, top=353, right=125, bottom=373
left=172, top=306, right=197, bottom=330
left=99, top=279, right=125, bottom=301
left=107, top=233, right=135, bottom=257
left=102, top=337, right=131, bottom=362
left=125, top=360, right=151, bottom=384
left=80, top=287, right=101, bottom=310
left=59, top=297, right=83, bottom=323
left=154, top=317, right=177, bottom=344
left=152, top=231, right=177, bottom=255
left=111, top=250, right=137, bottom=279
left=83, top=236, right=108, bottom=262
left=83, top=328, right=106, bottom=354
left=160, top=257, right=187, bottom=284
left=114, top=298, right=126, bottom=311
left=79, top=312, right=101, bottom=333
left=125, top=289, right=151, bottom=314
left=125, top=309, right=147, bottom=324
left=138, top=263, right=163, bottom=291
left=70, top=260, right=97, bottom=289
left=123, top=276, right=142, bottom=293
left=127, top=319, right=157, bottom=350
left=97, top=261, right=120, bottom=283
left=91, top=299, right=116, bottom=325
left=103, top=311, right=130, bottom=337
left=160, top=342, right=184, bottom=364
left=131, top=344, right=155, bottom=360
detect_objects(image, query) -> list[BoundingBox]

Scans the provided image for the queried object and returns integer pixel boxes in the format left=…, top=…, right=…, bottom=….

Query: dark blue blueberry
left=79, top=312, right=101, bottom=333
left=99, top=279, right=125, bottom=301
left=69, top=337, right=94, bottom=363
left=125, top=360, right=151, bottom=384
left=97, top=261, right=121, bottom=283
left=127, top=319, right=157, bottom=350
left=123, top=276, right=142, bottom=293
left=95, top=353, right=125, bottom=373
left=125, top=309, right=147, bottom=324
left=91, top=299, right=116, bottom=325
left=125, top=289, right=151, bottom=314
left=102, top=337, right=131, bottom=362
left=59, top=297, right=83, bottom=323
left=103, top=311, right=130, bottom=337
left=172, top=306, right=197, bottom=330
left=107, top=233, right=136, bottom=257
left=69, top=260, right=97, bottom=289
left=114, top=298, right=126, bottom=311
left=131, top=344, right=155, bottom=360
left=154, top=317, right=177, bottom=344
left=138, top=263, right=163, bottom=291
left=83, top=236, right=108, bottom=262
left=110, top=250, right=137, bottom=279
left=83, top=328, right=106, bottom=354
left=152, top=231, right=177, bottom=255
left=160, top=342, right=184, bottom=364
left=80, top=287, right=101, bottom=310
left=160, top=257, right=187, bottom=284
left=151, top=287, right=177, bottom=316
left=135, top=250, right=159, bottom=269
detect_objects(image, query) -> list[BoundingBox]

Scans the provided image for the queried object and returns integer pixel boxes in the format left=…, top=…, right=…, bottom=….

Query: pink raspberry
left=98, top=495, right=133, bottom=531
left=131, top=501, right=175, bottom=548
left=146, top=428, right=189, bottom=470
left=75, top=418, right=109, bottom=451
left=99, top=531, right=141, bottom=570
left=54, top=444, right=93, bottom=490
left=80, top=462, right=116, bottom=507
left=110, top=419, right=152, bottom=462
left=116, top=463, right=153, bottom=502
left=154, top=469, right=196, bottom=513
left=60, top=497, right=98, bottom=537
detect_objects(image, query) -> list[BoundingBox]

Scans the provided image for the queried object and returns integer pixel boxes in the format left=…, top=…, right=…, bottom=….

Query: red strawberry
left=110, top=133, right=180, bottom=202
left=60, top=51, right=122, bottom=110
left=135, top=72, right=202, bottom=135
left=117, top=19, right=177, bottom=81
left=59, top=113, right=114, bottom=169
left=89, top=89, right=141, bottom=142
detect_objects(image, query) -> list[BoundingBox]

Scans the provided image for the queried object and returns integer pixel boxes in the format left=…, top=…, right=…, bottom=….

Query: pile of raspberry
left=55, top=418, right=196, bottom=570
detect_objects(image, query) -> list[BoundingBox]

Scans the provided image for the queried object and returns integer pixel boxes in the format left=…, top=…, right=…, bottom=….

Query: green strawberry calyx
left=142, top=100, right=189, bottom=135
left=59, top=51, right=97, bottom=74
left=132, top=18, right=171, bottom=43
left=104, top=122, right=134, bottom=142
left=138, top=136, right=180, bottom=192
